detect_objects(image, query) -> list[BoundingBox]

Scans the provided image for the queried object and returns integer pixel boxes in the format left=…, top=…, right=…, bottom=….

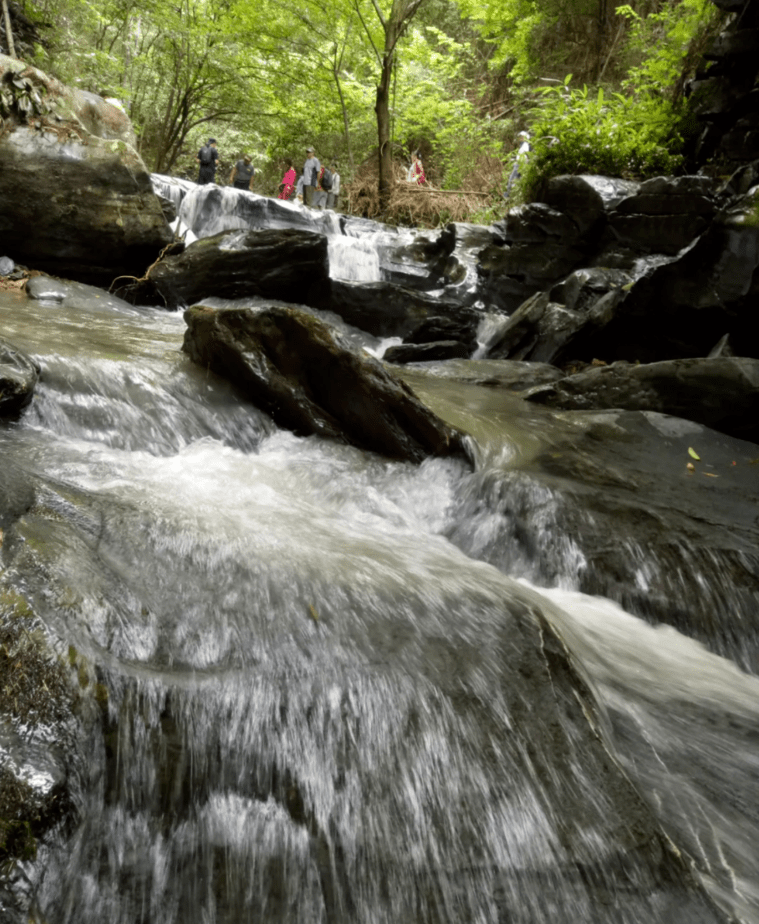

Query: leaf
left=687, top=447, right=700, bottom=460
left=704, top=472, right=718, bottom=478
left=308, top=603, right=319, bottom=623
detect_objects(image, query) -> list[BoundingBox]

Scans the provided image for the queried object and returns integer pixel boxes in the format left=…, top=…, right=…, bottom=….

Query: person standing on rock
left=326, top=163, right=341, bottom=209
left=313, top=163, right=330, bottom=210
left=278, top=160, right=297, bottom=200
left=229, top=153, right=255, bottom=191
left=303, top=146, right=321, bottom=207
left=505, top=131, right=530, bottom=200
left=197, top=138, right=219, bottom=185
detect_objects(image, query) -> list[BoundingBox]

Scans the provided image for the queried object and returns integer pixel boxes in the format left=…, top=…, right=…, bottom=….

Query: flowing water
left=1, top=256, right=758, bottom=924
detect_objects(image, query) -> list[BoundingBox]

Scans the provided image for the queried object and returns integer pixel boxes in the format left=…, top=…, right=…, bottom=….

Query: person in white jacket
left=505, top=131, right=530, bottom=199
left=302, top=146, right=321, bottom=206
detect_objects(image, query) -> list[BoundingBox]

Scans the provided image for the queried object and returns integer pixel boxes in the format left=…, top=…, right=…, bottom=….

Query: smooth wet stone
left=182, top=304, right=470, bottom=464
left=0, top=338, right=40, bottom=417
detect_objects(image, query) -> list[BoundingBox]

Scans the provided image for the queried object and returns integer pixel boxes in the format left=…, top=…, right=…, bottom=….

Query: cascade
left=1, top=198, right=758, bottom=924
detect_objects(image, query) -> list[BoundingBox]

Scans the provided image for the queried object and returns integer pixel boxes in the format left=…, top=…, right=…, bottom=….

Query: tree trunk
left=375, top=50, right=395, bottom=207
left=2, top=0, right=17, bottom=59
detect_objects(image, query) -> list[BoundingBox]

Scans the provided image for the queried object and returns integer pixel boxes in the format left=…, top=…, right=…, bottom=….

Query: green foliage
left=516, top=77, right=684, bottom=198
left=617, top=0, right=720, bottom=99
left=392, top=25, right=506, bottom=186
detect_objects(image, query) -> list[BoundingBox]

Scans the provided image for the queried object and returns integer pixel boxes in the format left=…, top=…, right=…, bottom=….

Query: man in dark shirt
left=197, top=138, right=219, bottom=185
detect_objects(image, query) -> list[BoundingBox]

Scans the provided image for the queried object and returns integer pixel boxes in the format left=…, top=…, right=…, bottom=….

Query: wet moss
left=0, top=772, right=39, bottom=863
left=0, top=584, right=77, bottom=864
left=0, top=587, right=74, bottom=726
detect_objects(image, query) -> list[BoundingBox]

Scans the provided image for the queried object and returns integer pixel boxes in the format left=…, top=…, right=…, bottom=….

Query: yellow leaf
left=687, top=447, right=700, bottom=460
left=704, top=472, right=718, bottom=478
left=308, top=603, right=319, bottom=622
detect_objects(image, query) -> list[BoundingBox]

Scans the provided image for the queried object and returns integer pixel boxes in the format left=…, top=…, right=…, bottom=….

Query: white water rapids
left=1, top=277, right=758, bottom=924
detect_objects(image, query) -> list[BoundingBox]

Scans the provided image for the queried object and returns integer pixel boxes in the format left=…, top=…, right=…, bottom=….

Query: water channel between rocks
left=1, top=283, right=758, bottom=924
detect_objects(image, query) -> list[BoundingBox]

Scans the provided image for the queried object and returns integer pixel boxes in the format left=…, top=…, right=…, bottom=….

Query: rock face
left=482, top=171, right=759, bottom=362
left=525, top=356, right=759, bottom=443
left=0, top=55, right=172, bottom=286
left=182, top=304, right=470, bottom=464
left=324, top=279, right=477, bottom=339
left=116, top=228, right=332, bottom=309
left=686, top=0, right=759, bottom=170
left=175, top=183, right=341, bottom=239
left=0, top=338, right=39, bottom=417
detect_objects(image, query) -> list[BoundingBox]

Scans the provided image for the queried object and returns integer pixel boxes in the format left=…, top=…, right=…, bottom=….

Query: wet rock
left=486, top=291, right=589, bottom=364
left=0, top=56, right=172, bottom=287
left=176, top=183, right=340, bottom=239
left=182, top=304, right=470, bottom=464
left=686, top=3, right=759, bottom=169
left=0, top=572, right=80, bottom=875
left=398, top=358, right=565, bottom=390
left=573, top=199, right=759, bottom=362
left=524, top=356, right=759, bottom=443
left=324, top=279, right=474, bottom=339
left=117, top=228, right=331, bottom=310
left=541, top=175, right=640, bottom=234
left=551, top=267, right=632, bottom=313
left=383, top=340, right=471, bottom=364
left=0, top=256, right=15, bottom=276
left=604, top=175, right=720, bottom=256
left=449, top=404, right=759, bottom=674
left=381, top=226, right=466, bottom=289
left=406, top=313, right=480, bottom=350
left=0, top=338, right=40, bottom=417
left=476, top=198, right=598, bottom=313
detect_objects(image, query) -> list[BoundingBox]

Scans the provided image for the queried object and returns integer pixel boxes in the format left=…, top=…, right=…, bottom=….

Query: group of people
left=278, top=147, right=341, bottom=210
left=195, top=138, right=341, bottom=210
left=194, top=131, right=529, bottom=208
left=196, top=139, right=257, bottom=191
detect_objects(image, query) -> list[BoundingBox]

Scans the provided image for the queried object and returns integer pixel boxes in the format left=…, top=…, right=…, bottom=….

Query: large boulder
left=601, top=175, right=720, bottom=258
left=485, top=290, right=590, bottom=364
left=115, top=228, right=331, bottom=309
left=176, top=183, right=340, bottom=239
left=182, top=304, right=470, bottom=464
left=524, top=356, right=759, bottom=443
left=476, top=201, right=590, bottom=313
left=0, top=55, right=172, bottom=285
left=574, top=194, right=759, bottom=362
left=484, top=177, right=759, bottom=365
left=323, top=279, right=477, bottom=339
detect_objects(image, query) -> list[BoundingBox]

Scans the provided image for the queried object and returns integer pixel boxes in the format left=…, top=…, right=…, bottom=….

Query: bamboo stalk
left=2, top=0, right=16, bottom=59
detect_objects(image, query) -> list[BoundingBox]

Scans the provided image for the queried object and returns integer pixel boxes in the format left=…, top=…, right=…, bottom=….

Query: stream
left=1, top=212, right=758, bottom=924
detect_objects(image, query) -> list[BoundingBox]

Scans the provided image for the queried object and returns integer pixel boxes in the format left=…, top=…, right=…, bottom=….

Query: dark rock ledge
left=182, top=304, right=471, bottom=465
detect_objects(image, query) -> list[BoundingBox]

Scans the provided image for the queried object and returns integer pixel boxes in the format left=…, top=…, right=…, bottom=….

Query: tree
left=2, top=0, right=17, bottom=58
left=353, top=0, right=428, bottom=203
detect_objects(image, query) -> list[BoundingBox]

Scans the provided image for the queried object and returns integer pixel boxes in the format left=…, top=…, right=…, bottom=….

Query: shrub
left=516, top=77, right=685, bottom=201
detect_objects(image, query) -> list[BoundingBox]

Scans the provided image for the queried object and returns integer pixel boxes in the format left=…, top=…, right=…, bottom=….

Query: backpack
left=320, top=167, right=333, bottom=191
left=199, top=144, right=214, bottom=166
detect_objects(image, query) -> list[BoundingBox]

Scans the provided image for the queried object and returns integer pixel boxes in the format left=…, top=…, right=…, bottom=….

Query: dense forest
left=2, top=0, right=726, bottom=222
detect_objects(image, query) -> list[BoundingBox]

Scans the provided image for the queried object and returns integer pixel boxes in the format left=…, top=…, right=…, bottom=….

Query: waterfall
left=1, top=215, right=758, bottom=924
